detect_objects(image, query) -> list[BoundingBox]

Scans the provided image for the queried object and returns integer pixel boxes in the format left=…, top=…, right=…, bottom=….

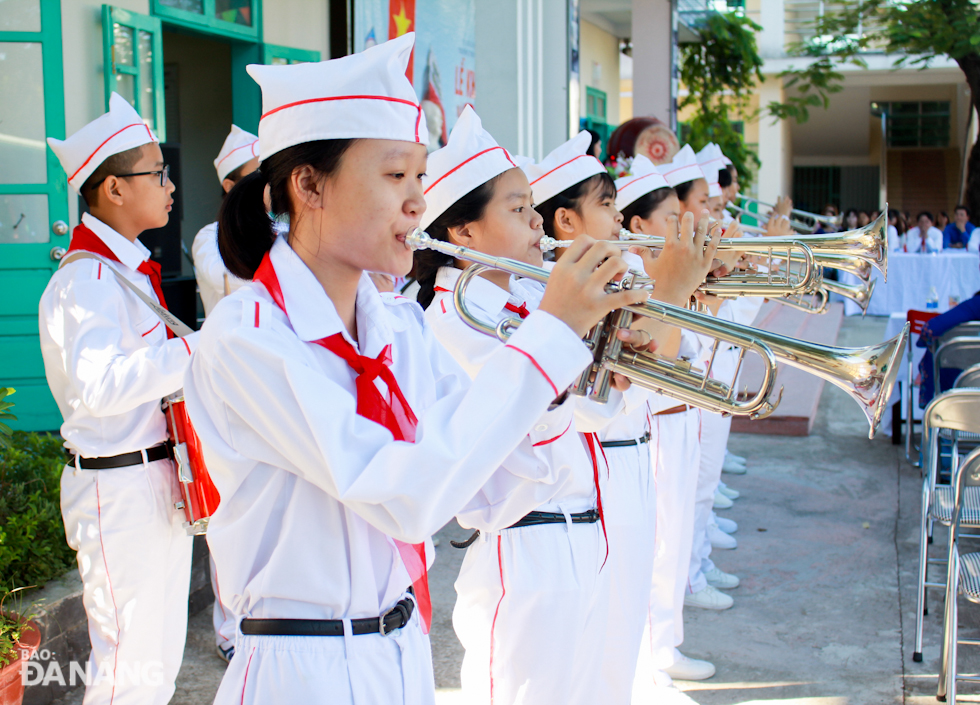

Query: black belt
left=66, top=443, right=170, bottom=470
left=600, top=432, right=651, bottom=448
left=240, top=597, right=414, bottom=637
left=451, top=509, right=601, bottom=549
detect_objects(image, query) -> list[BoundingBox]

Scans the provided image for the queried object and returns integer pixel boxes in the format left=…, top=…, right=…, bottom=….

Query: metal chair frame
left=955, top=364, right=980, bottom=390
left=914, top=389, right=980, bottom=663
left=905, top=310, right=940, bottom=466
left=938, top=445, right=980, bottom=702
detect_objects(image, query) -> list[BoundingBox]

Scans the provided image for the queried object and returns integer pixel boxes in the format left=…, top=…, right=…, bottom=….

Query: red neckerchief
left=504, top=302, right=530, bottom=319
left=583, top=432, right=610, bottom=570
left=67, top=222, right=173, bottom=339
left=253, top=252, right=432, bottom=632
left=434, top=285, right=530, bottom=319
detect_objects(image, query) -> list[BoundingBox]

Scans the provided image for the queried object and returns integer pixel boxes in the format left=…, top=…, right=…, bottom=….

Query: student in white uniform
left=189, top=125, right=261, bottom=661
left=193, top=125, right=259, bottom=317
left=530, top=139, right=720, bottom=701
left=41, top=92, right=198, bottom=705
left=620, top=148, right=717, bottom=696
left=182, top=35, right=645, bottom=705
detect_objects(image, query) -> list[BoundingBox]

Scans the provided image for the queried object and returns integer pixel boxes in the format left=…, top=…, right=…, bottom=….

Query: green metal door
left=0, top=0, right=67, bottom=432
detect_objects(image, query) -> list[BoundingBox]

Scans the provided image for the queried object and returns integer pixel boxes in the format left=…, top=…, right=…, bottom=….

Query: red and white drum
left=164, top=391, right=220, bottom=535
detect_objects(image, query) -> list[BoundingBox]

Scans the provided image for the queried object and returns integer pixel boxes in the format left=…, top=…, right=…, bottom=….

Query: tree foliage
left=679, top=12, right=764, bottom=186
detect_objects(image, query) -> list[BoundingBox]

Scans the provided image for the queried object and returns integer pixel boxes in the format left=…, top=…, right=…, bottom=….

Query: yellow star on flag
left=392, top=4, right=413, bottom=36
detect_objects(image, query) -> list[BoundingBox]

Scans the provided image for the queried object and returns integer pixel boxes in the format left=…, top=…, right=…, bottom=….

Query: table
left=840, top=252, right=980, bottom=317
left=879, top=312, right=924, bottom=437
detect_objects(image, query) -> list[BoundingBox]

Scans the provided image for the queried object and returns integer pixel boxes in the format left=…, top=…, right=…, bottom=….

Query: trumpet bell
left=846, top=323, right=909, bottom=438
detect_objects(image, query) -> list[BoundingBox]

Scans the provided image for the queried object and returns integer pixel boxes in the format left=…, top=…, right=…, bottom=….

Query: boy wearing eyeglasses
left=40, top=92, right=198, bottom=705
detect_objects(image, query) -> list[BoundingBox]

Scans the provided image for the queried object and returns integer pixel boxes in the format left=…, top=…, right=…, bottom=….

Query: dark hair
left=218, top=139, right=355, bottom=280
left=586, top=129, right=602, bottom=157
left=955, top=204, right=970, bottom=216
left=674, top=178, right=706, bottom=204
left=413, top=175, right=502, bottom=310
left=80, top=145, right=146, bottom=208
left=917, top=211, right=934, bottom=224
left=536, top=172, right=616, bottom=238
left=717, top=168, right=732, bottom=188
left=219, top=161, right=251, bottom=201
left=620, top=186, right=677, bottom=228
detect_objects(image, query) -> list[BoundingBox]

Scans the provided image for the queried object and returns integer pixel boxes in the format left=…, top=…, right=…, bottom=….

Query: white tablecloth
left=841, top=252, right=980, bottom=317
left=880, top=312, right=924, bottom=436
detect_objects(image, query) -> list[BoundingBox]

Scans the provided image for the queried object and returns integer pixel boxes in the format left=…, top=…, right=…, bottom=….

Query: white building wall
left=263, top=0, right=330, bottom=58
left=630, top=0, right=671, bottom=124
left=475, top=0, right=569, bottom=159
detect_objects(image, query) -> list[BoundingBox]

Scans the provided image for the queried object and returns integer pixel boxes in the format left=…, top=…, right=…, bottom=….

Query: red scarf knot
left=504, top=301, right=530, bottom=319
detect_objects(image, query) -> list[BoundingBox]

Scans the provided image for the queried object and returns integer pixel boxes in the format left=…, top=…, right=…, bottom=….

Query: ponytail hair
left=536, top=171, right=616, bottom=238
left=620, top=186, right=676, bottom=227
left=414, top=174, right=502, bottom=310
left=218, top=139, right=355, bottom=280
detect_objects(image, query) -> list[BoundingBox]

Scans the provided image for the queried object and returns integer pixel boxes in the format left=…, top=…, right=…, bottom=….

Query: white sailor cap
left=522, top=131, right=606, bottom=206
left=421, top=106, right=518, bottom=230
left=614, top=155, right=671, bottom=211
left=214, top=125, right=260, bottom=182
left=696, top=143, right=726, bottom=198
left=47, top=92, right=158, bottom=193
left=247, top=32, right=428, bottom=162
left=659, top=144, right=705, bottom=188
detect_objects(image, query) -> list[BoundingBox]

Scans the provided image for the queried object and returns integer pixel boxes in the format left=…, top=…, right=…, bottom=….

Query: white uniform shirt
left=184, top=237, right=592, bottom=621
left=906, top=226, right=944, bottom=253
left=426, top=267, right=607, bottom=526
left=192, top=222, right=249, bottom=316
left=38, top=213, right=198, bottom=457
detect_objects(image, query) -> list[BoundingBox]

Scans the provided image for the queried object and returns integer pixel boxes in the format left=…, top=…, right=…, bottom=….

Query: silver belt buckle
left=379, top=605, right=398, bottom=637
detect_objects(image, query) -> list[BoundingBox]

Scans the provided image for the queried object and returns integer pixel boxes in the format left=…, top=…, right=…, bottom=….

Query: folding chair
left=934, top=337, right=980, bottom=397
left=938, top=445, right=980, bottom=702
left=955, top=364, right=980, bottom=389
left=914, top=389, right=980, bottom=663
left=906, top=310, right=939, bottom=466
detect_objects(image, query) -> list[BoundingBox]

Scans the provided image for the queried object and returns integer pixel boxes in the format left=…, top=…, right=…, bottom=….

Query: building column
left=475, top=0, right=569, bottom=159
left=757, top=76, right=791, bottom=202
left=757, top=0, right=786, bottom=59
left=630, top=0, right=672, bottom=124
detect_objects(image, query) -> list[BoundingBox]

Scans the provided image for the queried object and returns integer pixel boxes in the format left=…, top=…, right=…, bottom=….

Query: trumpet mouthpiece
left=539, top=236, right=573, bottom=252
left=405, top=228, right=429, bottom=250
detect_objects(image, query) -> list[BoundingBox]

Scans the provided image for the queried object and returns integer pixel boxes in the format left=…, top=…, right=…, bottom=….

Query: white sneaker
left=685, top=584, right=734, bottom=610
left=713, top=490, right=734, bottom=509
left=715, top=516, right=738, bottom=533
left=722, top=455, right=747, bottom=474
left=705, top=566, right=740, bottom=589
left=665, top=649, right=717, bottom=680
left=718, top=483, right=740, bottom=500
left=708, top=523, right=737, bottom=549
left=651, top=684, right=702, bottom=703
left=726, top=450, right=747, bottom=465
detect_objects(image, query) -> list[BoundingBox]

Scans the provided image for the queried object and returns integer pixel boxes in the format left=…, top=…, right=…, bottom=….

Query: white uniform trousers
left=60, top=458, right=193, bottom=705
left=633, top=409, right=701, bottom=684
left=209, top=555, right=237, bottom=650
left=216, top=602, right=433, bottom=705
left=687, top=411, right=732, bottom=594
left=454, top=521, right=609, bottom=705
left=597, top=442, right=656, bottom=704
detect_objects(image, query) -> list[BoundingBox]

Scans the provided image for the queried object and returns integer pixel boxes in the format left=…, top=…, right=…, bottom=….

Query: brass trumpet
left=728, top=202, right=816, bottom=234
left=733, top=194, right=843, bottom=231
left=408, top=228, right=908, bottom=437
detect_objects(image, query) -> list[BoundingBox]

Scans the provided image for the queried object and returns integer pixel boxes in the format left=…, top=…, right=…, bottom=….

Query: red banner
left=389, top=0, right=416, bottom=81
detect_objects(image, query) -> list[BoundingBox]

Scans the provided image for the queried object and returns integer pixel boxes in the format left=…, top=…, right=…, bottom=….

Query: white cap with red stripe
left=659, top=144, right=705, bottom=188
left=214, top=125, right=259, bottom=182
left=696, top=143, right=726, bottom=198
left=47, top=92, right=158, bottom=193
left=421, top=106, right=517, bottom=230
left=247, top=32, right=428, bottom=162
left=522, top=131, right=606, bottom=206
left=614, top=155, right=670, bottom=211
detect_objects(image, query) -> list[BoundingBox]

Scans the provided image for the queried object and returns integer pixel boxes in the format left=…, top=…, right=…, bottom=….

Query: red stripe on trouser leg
left=489, top=535, right=505, bottom=704
left=95, top=475, right=120, bottom=705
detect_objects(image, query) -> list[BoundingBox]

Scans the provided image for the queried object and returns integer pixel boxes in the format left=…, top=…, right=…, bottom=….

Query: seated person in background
left=843, top=208, right=859, bottom=231
left=887, top=209, right=905, bottom=252
left=937, top=211, right=950, bottom=231
left=906, top=211, right=944, bottom=253
left=918, top=289, right=980, bottom=407
left=812, top=204, right=839, bottom=235
left=947, top=205, right=976, bottom=250
left=857, top=211, right=871, bottom=228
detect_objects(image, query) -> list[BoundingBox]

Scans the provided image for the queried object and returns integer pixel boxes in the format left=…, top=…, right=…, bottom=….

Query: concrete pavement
left=51, top=315, right=977, bottom=704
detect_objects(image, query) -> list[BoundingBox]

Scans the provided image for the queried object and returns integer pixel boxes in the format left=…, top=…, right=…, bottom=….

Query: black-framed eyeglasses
left=90, top=164, right=170, bottom=189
